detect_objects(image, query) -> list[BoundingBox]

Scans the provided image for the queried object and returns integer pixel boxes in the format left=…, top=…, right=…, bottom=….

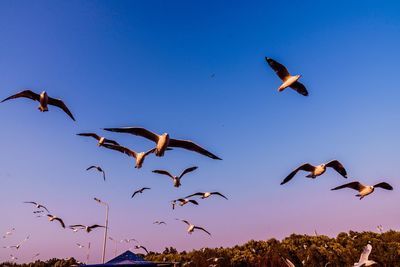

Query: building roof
left=83, top=250, right=156, bottom=266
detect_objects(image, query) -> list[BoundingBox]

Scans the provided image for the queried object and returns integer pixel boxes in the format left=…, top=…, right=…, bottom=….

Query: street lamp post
left=94, top=197, right=109, bottom=264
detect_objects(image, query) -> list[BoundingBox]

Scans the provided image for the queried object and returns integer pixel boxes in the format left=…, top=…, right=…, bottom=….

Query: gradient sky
left=1, top=0, right=400, bottom=264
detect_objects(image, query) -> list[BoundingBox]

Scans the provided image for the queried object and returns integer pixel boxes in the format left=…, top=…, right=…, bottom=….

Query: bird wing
left=194, top=226, right=211, bottom=236
left=358, top=244, right=372, bottom=264
left=1, top=90, right=40, bottom=103
left=88, top=224, right=104, bottom=230
left=47, top=97, right=75, bottom=121
left=181, top=220, right=191, bottom=226
left=281, top=163, right=315, bottom=185
left=185, top=192, right=204, bottom=198
left=24, top=201, right=37, bottom=206
left=265, top=57, right=291, bottom=81
left=102, top=170, right=106, bottom=181
left=37, top=204, right=49, bottom=213
left=144, top=147, right=156, bottom=156
left=168, top=139, right=221, bottom=160
left=102, top=144, right=137, bottom=158
left=152, top=170, right=174, bottom=179
left=326, top=160, right=348, bottom=178
left=86, top=166, right=97, bottom=171
left=131, top=190, right=140, bottom=198
left=189, top=199, right=199, bottom=205
left=142, top=187, right=151, bottom=191
left=210, top=192, right=228, bottom=200
left=104, top=138, right=119, bottom=145
left=77, top=133, right=100, bottom=140
left=54, top=218, right=66, bottom=228
left=69, top=224, right=85, bottom=229
left=290, top=81, right=309, bottom=96
left=139, top=246, right=149, bottom=254
left=103, top=127, right=159, bottom=142
left=180, top=166, right=198, bottom=178
left=331, top=182, right=365, bottom=191
left=374, top=182, right=393, bottom=190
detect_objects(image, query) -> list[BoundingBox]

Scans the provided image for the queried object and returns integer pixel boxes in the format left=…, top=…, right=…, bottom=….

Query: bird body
left=278, top=75, right=301, bottom=92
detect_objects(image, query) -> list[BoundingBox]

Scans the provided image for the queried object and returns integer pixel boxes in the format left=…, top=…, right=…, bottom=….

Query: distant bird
left=185, top=192, right=228, bottom=200
left=121, top=238, right=137, bottom=243
left=354, top=243, right=377, bottom=266
left=86, top=165, right=106, bottom=181
left=2, top=90, right=75, bottom=120
left=33, top=210, right=44, bottom=214
left=171, top=198, right=199, bottom=209
left=133, top=245, right=149, bottom=254
left=24, top=201, right=50, bottom=212
left=377, top=225, right=384, bottom=234
left=4, top=235, right=29, bottom=250
left=208, top=257, right=224, bottom=262
left=68, top=224, right=105, bottom=233
left=10, top=254, right=18, bottom=261
left=331, top=181, right=393, bottom=200
left=281, top=160, right=347, bottom=185
left=178, top=219, right=211, bottom=236
left=153, top=221, right=166, bottom=225
left=152, top=166, right=198, bottom=187
left=31, top=253, right=40, bottom=261
left=131, top=187, right=151, bottom=198
left=103, top=127, right=221, bottom=159
left=265, top=57, right=308, bottom=96
left=77, top=133, right=119, bottom=146
left=47, top=215, right=66, bottom=228
left=76, top=243, right=85, bottom=249
left=2, top=228, right=15, bottom=238
left=102, top=144, right=155, bottom=169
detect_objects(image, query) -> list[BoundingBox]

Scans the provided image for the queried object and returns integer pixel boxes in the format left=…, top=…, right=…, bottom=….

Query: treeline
left=145, top=231, right=400, bottom=266
left=2, top=231, right=400, bottom=267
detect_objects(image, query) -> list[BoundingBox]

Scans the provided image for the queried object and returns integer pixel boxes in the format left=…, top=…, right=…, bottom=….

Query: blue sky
left=1, top=0, right=400, bottom=263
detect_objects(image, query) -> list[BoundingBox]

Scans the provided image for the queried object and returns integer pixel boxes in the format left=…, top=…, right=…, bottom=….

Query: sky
left=1, top=0, right=400, bottom=264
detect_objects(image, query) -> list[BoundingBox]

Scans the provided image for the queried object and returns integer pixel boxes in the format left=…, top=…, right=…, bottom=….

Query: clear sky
left=1, top=0, right=400, bottom=264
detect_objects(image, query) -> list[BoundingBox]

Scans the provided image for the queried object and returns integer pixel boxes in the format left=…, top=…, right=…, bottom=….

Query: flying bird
left=102, top=144, right=155, bottom=169
left=2, top=228, right=15, bottom=238
left=47, top=215, right=66, bottom=228
left=354, top=243, right=377, bottom=266
left=133, top=245, right=149, bottom=254
left=77, top=133, right=119, bottom=146
left=131, top=187, right=151, bottom=198
left=68, top=224, right=105, bottom=233
left=171, top=199, right=199, bottom=209
left=152, top=166, right=198, bottom=187
left=281, top=160, right=347, bottom=185
left=10, top=254, right=18, bottom=261
left=265, top=57, right=308, bottom=96
left=153, top=221, right=166, bottom=225
left=103, top=127, right=221, bottom=159
left=2, top=90, right=75, bottom=120
left=178, top=219, right=211, bottom=236
left=208, top=257, right=224, bottom=263
left=185, top=192, right=228, bottom=200
left=24, top=201, right=50, bottom=212
left=121, top=238, right=137, bottom=243
left=31, top=253, right=40, bottom=261
left=76, top=243, right=85, bottom=249
left=331, top=181, right=393, bottom=200
left=3, top=235, right=30, bottom=250
left=86, top=165, right=106, bottom=181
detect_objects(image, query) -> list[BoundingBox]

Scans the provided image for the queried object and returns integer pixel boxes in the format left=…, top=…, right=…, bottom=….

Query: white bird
left=103, top=127, right=221, bottom=159
left=153, top=221, right=167, bottom=225
left=265, top=57, right=308, bottom=96
left=47, top=214, right=66, bottom=228
left=133, top=245, right=149, bottom=254
left=208, top=257, right=224, bottom=262
left=69, top=224, right=105, bottom=233
left=4, top=235, right=30, bottom=250
left=171, top=199, right=199, bottom=209
left=120, top=238, right=137, bottom=244
left=76, top=243, right=85, bottom=249
left=86, top=165, right=106, bottom=181
left=185, top=192, right=228, bottom=200
left=281, top=160, right=348, bottom=185
left=102, top=144, right=156, bottom=169
left=2, top=90, right=75, bottom=120
left=10, top=254, right=18, bottom=261
left=2, top=228, right=15, bottom=238
left=152, top=166, right=198, bottom=187
left=77, top=133, right=120, bottom=146
left=353, top=243, right=377, bottom=266
left=178, top=219, right=211, bottom=236
left=331, top=181, right=393, bottom=199
left=24, top=201, right=50, bottom=212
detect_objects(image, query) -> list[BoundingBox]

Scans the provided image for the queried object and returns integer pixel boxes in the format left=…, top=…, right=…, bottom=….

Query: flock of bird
left=1, top=56, right=394, bottom=266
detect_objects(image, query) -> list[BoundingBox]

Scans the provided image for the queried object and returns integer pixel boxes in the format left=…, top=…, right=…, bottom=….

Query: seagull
left=152, top=166, right=198, bottom=188
left=103, top=127, right=221, bottom=159
left=120, top=238, right=137, bottom=243
left=331, top=181, right=393, bottom=199
left=153, top=221, right=166, bottom=225
left=68, top=224, right=105, bottom=233
left=281, top=160, right=348, bottom=185
left=354, top=243, right=377, bottom=266
left=185, top=192, right=228, bottom=200
left=133, top=245, right=149, bottom=254
left=86, top=165, right=106, bottom=181
left=47, top=215, right=66, bottom=228
left=10, top=254, right=18, bottom=261
left=178, top=219, right=211, bottom=236
left=77, top=133, right=119, bottom=146
left=102, top=144, right=155, bottom=169
left=208, top=257, right=224, bottom=262
left=24, top=201, right=50, bottom=212
left=265, top=57, right=308, bottom=96
left=2, top=90, right=75, bottom=120
left=4, top=235, right=30, bottom=250
left=131, top=187, right=151, bottom=198
left=76, top=243, right=85, bottom=249
left=171, top=199, right=199, bottom=209
left=2, top=228, right=15, bottom=238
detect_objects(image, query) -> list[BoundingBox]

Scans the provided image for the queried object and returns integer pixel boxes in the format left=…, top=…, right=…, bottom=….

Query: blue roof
left=84, top=250, right=155, bottom=266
